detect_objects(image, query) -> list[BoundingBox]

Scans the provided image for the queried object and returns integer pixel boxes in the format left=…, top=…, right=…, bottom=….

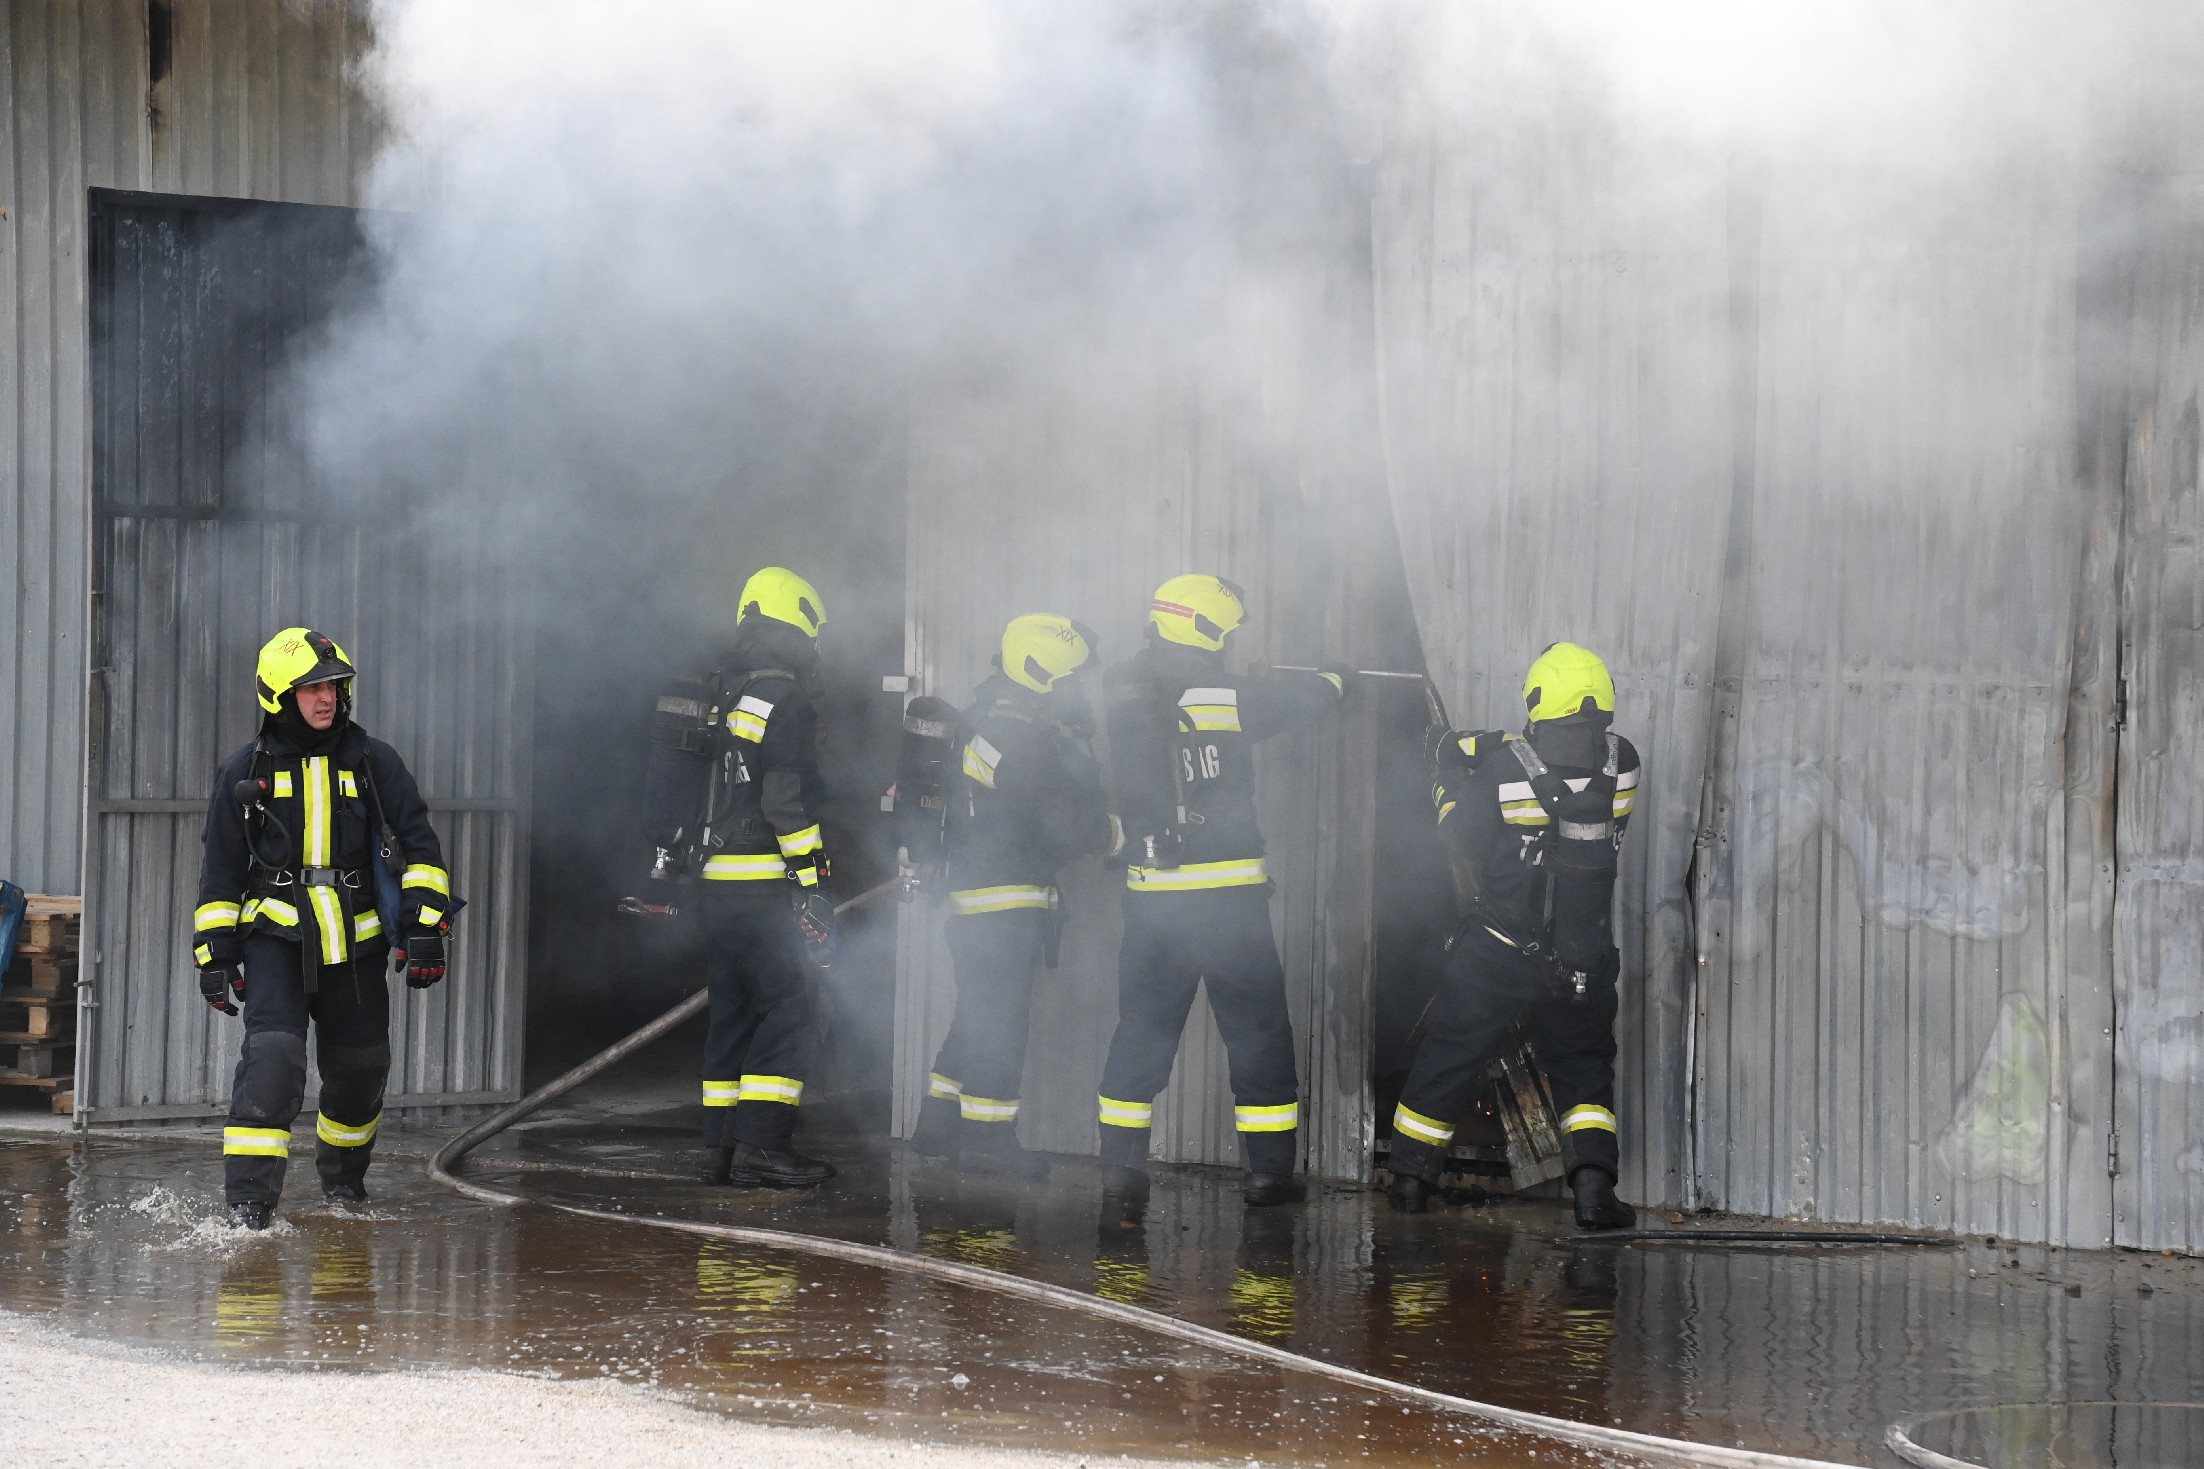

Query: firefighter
left=909, top=614, right=1123, bottom=1180
left=192, top=628, right=455, bottom=1231
left=1386, top=642, right=1639, bottom=1229
left=642, top=566, right=837, bottom=1189
left=1095, top=575, right=1343, bottom=1218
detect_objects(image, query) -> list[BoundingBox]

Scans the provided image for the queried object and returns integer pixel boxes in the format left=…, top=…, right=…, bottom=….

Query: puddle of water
left=1900, top=1402, right=2204, bottom=1468
left=0, top=1133, right=1582, bottom=1467
left=8, top=1107, right=2204, bottom=1469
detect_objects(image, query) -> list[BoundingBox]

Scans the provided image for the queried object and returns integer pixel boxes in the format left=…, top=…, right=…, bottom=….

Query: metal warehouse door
left=81, top=188, right=530, bottom=1121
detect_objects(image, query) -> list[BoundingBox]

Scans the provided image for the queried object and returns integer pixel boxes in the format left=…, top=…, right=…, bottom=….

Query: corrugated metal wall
left=1364, top=96, right=2204, bottom=1247
left=2112, top=129, right=2204, bottom=1252
left=1, top=0, right=376, bottom=894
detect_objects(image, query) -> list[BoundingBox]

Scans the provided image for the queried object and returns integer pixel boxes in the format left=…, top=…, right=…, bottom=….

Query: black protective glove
left=791, top=887, right=836, bottom=971
left=403, top=931, right=447, bottom=990
left=1426, top=725, right=1505, bottom=777
left=198, top=963, right=244, bottom=1016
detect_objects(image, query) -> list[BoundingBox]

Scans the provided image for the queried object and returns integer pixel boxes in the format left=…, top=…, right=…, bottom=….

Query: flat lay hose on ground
left=427, top=877, right=1857, bottom=1469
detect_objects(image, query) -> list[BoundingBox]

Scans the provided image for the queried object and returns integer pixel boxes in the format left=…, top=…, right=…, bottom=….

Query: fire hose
left=427, top=879, right=1857, bottom=1469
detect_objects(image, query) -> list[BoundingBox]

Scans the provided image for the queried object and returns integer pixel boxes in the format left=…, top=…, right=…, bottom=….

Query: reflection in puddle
left=5, top=1118, right=2204, bottom=1469
left=696, top=1242, right=797, bottom=1359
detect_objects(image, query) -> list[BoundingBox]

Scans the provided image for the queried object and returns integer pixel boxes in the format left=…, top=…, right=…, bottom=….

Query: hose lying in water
left=429, top=878, right=1853, bottom=1469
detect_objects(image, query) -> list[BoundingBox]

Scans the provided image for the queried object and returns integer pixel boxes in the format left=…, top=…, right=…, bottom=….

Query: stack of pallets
left=1, top=895, right=79, bottom=1114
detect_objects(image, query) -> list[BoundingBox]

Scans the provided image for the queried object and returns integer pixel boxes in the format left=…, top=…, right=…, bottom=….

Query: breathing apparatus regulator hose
left=426, top=877, right=1848, bottom=1469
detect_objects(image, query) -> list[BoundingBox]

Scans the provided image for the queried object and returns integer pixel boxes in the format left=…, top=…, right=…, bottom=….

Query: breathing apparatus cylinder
left=1543, top=770, right=1620, bottom=975
left=892, top=696, right=960, bottom=891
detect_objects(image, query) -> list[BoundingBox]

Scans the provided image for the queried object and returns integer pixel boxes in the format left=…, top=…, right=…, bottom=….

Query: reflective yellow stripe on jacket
left=300, top=757, right=349, bottom=965
left=948, top=885, right=1057, bottom=916
left=403, top=863, right=451, bottom=898
left=194, top=901, right=242, bottom=932
left=1124, top=858, right=1267, bottom=893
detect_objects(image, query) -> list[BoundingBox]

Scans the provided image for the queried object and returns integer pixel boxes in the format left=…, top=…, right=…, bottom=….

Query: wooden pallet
left=2, top=898, right=79, bottom=1114
left=12, top=894, right=81, bottom=956
left=0, top=989, right=75, bottom=1041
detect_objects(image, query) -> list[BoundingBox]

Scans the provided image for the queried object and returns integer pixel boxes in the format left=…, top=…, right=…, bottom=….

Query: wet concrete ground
left=4, top=1080, right=2202, bottom=1468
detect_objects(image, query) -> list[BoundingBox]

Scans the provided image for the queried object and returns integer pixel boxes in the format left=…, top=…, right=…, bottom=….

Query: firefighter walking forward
left=907, top=614, right=1123, bottom=1180
left=192, top=628, right=456, bottom=1231
left=642, top=567, right=838, bottom=1189
left=1095, top=575, right=1343, bottom=1218
left=1386, top=641, right=1641, bottom=1229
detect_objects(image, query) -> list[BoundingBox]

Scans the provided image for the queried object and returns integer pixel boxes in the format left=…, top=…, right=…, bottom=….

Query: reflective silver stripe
left=1124, top=859, right=1268, bottom=891
left=315, top=1112, right=379, bottom=1147
left=1558, top=820, right=1611, bottom=841
left=1179, top=686, right=1241, bottom=732
left=702, top=1080, right=740, bottom=1106
left=927, top=1072, right=962, bottom=1099
left=1562, top=1104, right=1618, bottom=1134
left=1098, top=1096, right=1152, bottom=1128
left=702, top=854, right=787, bottom=880
left=729, top=694, right=774, bottom=743
left=1393, top=1105, right=1454, bottom=1145
left=962, top=735, right=1002, bottom=790
left=303, top=757, right=331, bottom=867
left=948, top=885, right=1057, bottom=915
left=959, top=1095, right=1019, bottom=1122
left=738, top=1075, right=803, bottom=1104
left=222, top=1127, right=290, bottom=1157
left=1235, top=1102, right=1297, bottom=1133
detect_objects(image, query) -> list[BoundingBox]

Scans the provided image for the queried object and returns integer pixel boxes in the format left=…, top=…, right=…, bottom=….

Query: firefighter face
left=296, top=679, right=341, bottom=730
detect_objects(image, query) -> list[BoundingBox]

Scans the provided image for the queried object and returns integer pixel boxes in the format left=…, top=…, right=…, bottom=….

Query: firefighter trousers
left=698, top=884, right=814, bottom=1150
left=1390, top=924, right=1621, bottom=1184
left=223, top=933, right=392, bottom=1206
left=928, top=908, right=1048, bottom=1129
left=1097, top=887, right=1300, bottom=1175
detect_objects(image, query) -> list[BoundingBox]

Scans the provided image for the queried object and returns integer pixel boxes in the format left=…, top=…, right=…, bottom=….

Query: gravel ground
left=0, top=1310, right=1214, bottom=1468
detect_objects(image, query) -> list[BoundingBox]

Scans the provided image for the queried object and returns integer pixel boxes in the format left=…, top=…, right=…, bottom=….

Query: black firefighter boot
left=910, top=1093, right=962, bottom=1161
left=1570, top=1166, right=1637, bottom=1230
left=227, top=1202, right=274, bottom=1231
left=727, top=1140, right=837, bottom=1189
left=1241, top=1127, right=1306, bottom=1207
left=958, top=1117, right=1050, bottom=1182
left=1385, top=1136, right=1444, bottom=1214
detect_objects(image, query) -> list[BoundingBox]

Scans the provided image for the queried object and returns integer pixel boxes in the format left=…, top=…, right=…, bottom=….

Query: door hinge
left=2108, top=1124, right=2120, bottom=1179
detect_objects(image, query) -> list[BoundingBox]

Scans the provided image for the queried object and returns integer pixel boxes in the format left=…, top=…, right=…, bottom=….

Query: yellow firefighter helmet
left=1522, top=642, right=1615, bottom=723
left=254, top=628, right=355, bottom=715
left=738, top=567, right=827, bottom=639
left=1148, top=574, right=1246, bottom=651
left=1001, top=613, right=1096, bottom=693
